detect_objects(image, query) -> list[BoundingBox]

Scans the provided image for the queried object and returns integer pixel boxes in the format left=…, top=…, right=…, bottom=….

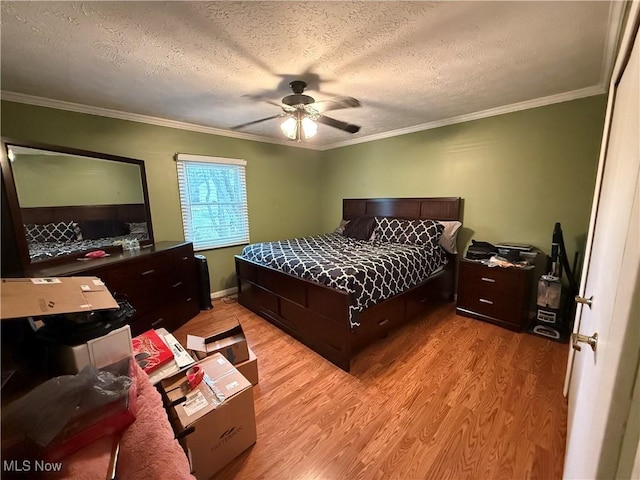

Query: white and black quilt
left=240, top=232, right=447, bottom=329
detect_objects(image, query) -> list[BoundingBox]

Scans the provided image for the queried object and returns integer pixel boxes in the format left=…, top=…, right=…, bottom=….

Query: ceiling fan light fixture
left=301, top=116, right=317, bottom=139
left=280, top=114, right=318, bottom=141
left=280, top=116, right=298, bottom=140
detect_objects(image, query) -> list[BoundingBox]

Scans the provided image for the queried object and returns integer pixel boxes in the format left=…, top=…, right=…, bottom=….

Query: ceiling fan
left=232, top=80, right=361, bottom=141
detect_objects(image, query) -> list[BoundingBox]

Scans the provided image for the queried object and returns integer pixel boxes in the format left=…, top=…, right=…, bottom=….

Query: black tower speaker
left=195, top=255, right=213, bottom=310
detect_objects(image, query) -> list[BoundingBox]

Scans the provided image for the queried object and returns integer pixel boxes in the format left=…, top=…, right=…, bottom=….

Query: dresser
left=27, top=241, right=200, bottom=336
left=456, top=259, right=537, bottom=331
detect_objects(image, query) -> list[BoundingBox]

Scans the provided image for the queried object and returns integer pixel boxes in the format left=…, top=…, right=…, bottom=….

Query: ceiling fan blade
left=317, top=115, right=361, bottom=134
left=243, top=94, right=284, bottom=109
left=231, top=114, right=282, bottom=130
left=313, top=96, right=361, bottom=112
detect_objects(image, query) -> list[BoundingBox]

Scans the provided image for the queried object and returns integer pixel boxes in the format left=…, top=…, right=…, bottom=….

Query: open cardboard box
left=186, top=315, right=249, bottom=364
left=1, top=277, right=119, bottom=320
left=235, top=346, right=258, bottom=386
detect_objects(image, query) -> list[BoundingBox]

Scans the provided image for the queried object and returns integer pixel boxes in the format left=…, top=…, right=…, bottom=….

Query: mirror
left=1, top=138, right=154, bottom=271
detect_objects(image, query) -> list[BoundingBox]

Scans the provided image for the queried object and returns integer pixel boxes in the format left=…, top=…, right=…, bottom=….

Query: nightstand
left=456, top=259, right=537, bottom=331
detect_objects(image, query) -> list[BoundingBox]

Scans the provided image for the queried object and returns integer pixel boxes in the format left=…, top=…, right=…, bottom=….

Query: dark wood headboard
left=343, top=197, right=461, bottom=221
left=21, top=203, right=147, bottom=225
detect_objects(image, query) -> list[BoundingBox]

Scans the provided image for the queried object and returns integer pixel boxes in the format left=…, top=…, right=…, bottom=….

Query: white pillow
left=334, top=219, right=350, bottom=234
left=438, top=221, right=462, bottom=254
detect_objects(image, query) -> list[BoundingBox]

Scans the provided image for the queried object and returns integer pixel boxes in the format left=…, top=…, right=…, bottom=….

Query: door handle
left=575, top=295, right=594, bottom=309
left=571, top=332, right=598, bottom=352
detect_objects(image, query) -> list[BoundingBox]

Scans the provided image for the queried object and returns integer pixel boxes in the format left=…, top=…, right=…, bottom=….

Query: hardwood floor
left=173, top=298, right=568, bottom=480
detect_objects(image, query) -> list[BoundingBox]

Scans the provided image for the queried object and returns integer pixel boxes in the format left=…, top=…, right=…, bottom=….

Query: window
left=176, top=153, right=249, bottom=251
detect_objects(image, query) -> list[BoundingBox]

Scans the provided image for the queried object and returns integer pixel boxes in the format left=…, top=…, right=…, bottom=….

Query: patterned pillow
left=127, top=222, right=149, bottom=237
left=374, top=217, right=444, bottom=246
left=343, top=216, right=376, bottom=241
left=24, top=221, right=81, bottom=243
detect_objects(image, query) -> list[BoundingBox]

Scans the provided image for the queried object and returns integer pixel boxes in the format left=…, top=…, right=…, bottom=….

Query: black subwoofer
left=195, top=254, right=213, bottom=310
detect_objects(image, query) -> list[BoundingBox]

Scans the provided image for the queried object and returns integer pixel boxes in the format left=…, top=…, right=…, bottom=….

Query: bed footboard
left=236, top=256, right=353, bottom=371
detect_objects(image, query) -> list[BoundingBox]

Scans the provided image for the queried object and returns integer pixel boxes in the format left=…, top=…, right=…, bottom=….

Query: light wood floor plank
left=173, top=298, right=568, bottom=480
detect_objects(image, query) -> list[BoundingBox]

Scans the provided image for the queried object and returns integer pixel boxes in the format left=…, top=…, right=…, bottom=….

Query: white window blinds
left=176, top=153, right=249, bottom=251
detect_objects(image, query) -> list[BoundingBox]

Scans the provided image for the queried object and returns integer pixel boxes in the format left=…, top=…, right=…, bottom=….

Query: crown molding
left=2, top=84, right=606, bottom=152
left=0, top=91, right=323, bottom=151
left=323, top=85, right=607, bottom=150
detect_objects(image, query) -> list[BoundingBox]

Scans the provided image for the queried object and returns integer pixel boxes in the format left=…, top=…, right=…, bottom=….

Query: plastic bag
left=2, top=363, right=132, bottom=447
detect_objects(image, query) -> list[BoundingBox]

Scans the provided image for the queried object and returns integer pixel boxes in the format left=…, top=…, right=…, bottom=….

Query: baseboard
left=210, top=287, right=238, bottom=300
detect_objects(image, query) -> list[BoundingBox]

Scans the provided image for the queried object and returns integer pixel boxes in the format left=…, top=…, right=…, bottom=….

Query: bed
left=235, top=197, right=462, bottom=371
left=20, top=204, right=151, bottom=262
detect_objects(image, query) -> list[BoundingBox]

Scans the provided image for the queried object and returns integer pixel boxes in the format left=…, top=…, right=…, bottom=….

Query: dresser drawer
left=171, top=244, right=196, bottom=277
left=459, top=261, right=520, bottom=295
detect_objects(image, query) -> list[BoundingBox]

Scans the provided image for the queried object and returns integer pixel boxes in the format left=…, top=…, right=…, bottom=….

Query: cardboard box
left=0, top=277, right=119, bottom=320
left=235, top=347, right=258, bottom=386
left=186, top=316, right=249, bottom=364
left=161, top=354, right=256, bottom=480
left=57, top=325, right=133, bottom=374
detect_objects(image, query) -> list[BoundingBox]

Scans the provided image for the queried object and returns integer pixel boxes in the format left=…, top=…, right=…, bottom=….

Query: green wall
left=1, top=95, right=606, bottom=292
left=12, top=153, right=144, bottom=207
left=1, top=101, right=325, bottom=290
left=321, top=96, right=607, bottom=265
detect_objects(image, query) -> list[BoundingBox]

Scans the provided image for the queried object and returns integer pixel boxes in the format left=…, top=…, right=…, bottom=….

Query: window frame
left=175, top=153, right=249, bottom=251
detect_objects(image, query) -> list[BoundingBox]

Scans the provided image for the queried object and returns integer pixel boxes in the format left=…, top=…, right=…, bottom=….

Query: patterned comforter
left=240, top=233, right=447, bottom=328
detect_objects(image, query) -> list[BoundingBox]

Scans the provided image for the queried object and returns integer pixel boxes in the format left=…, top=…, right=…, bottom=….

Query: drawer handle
left=186, top=297, right=193, bottom=302
left=182, top=256, right=188, bottom=261
left=172, top=281, right=183, bottom=288
left=378, top=318, right=389, bottom=326
left=141, top=269, right=156, bottom=276
left=479, top=298, right=494, bottom=305
left=151, top=318, right=164, bottom=326
left=481, top=277, right=496, bottom=283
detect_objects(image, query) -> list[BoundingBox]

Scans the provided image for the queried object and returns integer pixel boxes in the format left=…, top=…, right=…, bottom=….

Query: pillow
left=438, top=220, right=462, bottom=254
left=24, top=221, right=81, bottom=243
left=374, top=217, right=443, bottom=246
left=79, top=219, right=129, bottom=240
left=342, top=216, right=376, bottom=241
left=333, top=219, right=350, bottom=235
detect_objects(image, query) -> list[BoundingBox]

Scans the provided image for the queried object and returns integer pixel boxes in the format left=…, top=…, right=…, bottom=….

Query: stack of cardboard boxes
left=161, top=353, right=256, bottom=480
left=161, top=315, right=259, bottom=479
left=186, top=315, right=258, bottom=386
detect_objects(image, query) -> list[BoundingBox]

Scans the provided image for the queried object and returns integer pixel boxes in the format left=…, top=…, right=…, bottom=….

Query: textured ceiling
left=0, top=1, right=617, bottom=149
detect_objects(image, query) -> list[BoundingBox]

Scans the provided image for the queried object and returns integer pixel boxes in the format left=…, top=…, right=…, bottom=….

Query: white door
left=563, top=5, right=640, bottom=479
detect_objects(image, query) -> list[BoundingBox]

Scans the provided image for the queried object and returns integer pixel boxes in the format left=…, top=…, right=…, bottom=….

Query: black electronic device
left=465, top=240, right=497, bottom=260
left=495, top=243, right=533, bottom=262
left=195, top=254, right=213, bottom=310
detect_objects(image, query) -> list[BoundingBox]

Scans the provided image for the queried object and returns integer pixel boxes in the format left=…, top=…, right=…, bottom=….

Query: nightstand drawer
left=459, top=261, right=520, bottom=295
left=457, top=288, right=519, bottom=323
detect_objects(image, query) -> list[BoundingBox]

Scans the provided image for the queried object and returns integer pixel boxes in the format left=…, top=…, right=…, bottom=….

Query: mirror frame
left=0, top=137, right=154, bottom=272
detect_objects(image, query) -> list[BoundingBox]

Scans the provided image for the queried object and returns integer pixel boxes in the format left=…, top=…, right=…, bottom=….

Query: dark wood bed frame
left=235, top=197, right=462, bottom=371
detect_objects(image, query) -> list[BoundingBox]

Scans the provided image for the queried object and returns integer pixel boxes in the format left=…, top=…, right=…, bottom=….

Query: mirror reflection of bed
left=22, top=204, right=150, bottom=262
left=4, top=143, right=153, bottom=266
